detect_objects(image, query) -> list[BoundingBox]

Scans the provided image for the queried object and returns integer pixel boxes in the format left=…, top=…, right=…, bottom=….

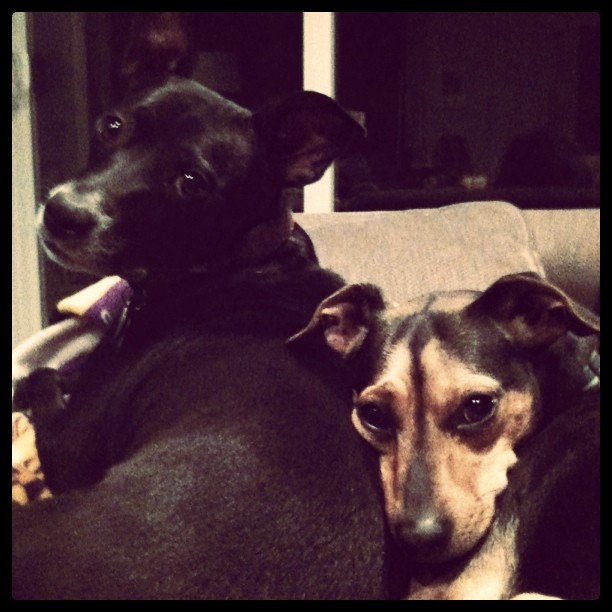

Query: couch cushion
left=522, top=208, right=600, bottom=313
left=295, top=201, right=545, bottom=306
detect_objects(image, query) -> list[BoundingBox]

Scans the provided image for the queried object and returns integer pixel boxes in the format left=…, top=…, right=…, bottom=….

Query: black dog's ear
left=287, top=283, right=385, bottom=356
left=121, top=12, right=196, bottom=90
left=253, top=91, right=366, bottom=187
left=467, top=272, right=600, bottom=349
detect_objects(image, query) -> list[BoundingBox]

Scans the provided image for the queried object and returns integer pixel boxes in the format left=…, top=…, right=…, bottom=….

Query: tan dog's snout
left=390, top=455, right=455, bottom=560
left=351, top=337, right=534, bottom=563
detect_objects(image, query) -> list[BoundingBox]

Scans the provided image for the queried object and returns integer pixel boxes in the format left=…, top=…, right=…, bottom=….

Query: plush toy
left=12, top=411, right=51, bottom=504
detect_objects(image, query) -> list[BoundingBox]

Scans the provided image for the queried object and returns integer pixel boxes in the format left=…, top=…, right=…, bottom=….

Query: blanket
left=12, top=276, right=132, bottom=504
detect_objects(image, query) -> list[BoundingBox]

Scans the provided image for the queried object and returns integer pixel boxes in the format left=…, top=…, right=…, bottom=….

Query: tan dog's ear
left=467, top=272, right=600, bottom=348
left=287, top=283, right=385, bottom=357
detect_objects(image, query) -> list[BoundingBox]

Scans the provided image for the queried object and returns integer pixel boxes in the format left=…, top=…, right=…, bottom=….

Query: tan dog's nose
left=393, top=456, right=454, bottom=559
left=394, top=510, right=452, bottom=560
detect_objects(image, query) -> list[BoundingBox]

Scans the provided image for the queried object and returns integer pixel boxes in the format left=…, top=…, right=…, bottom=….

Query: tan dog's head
left=288, top=273, right=599, bottom=563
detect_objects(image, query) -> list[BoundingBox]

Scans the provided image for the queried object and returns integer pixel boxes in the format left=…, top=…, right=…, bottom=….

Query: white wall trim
left=303, top=12, right=336, bottom=214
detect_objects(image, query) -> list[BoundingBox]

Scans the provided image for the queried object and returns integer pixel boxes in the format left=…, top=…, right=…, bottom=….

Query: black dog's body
left=13, top=261, right=389, bottom=599
left=12, top=15, right=388, bottom=599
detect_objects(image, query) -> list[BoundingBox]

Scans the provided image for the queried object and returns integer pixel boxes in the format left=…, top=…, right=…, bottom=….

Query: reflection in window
left=335, top=12, right=599, bottom=211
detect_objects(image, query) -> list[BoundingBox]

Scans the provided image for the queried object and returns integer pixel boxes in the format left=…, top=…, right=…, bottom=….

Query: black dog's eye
left=174, top=172, right=209, bottom=198
left=457, top=394, right=497, bottom=430
left=356, top=402, right=395, bottom=437
left=96, top=114, right=124, bottom=144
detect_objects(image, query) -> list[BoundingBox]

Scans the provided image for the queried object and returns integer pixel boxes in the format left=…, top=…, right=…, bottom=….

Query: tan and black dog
left=288, top=272, right=600, bottom=599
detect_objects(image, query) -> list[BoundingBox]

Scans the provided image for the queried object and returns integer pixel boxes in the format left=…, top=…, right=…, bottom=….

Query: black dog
left=288, top=273, right=600, bottom=599
left=12, top=14, right=388, bottom=599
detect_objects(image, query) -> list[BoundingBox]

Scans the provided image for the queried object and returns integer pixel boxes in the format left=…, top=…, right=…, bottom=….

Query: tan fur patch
left=352, top=343, right=414, bottom=519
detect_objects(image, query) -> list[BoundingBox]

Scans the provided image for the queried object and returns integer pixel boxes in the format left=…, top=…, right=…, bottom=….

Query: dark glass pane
left=335, top=12, right=600, bottom=211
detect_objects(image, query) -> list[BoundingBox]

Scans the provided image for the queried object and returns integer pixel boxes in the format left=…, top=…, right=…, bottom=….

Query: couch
left=296, top=200, right=600, bottom=314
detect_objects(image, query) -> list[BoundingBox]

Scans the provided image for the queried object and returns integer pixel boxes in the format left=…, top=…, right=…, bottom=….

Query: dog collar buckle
left=112, top=287, right=145, bottom=348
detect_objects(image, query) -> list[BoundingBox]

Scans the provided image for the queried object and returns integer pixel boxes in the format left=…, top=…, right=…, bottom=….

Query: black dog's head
left=37, top=14, right=363, bottom=282
left=289, top=272, right=600, bottom=563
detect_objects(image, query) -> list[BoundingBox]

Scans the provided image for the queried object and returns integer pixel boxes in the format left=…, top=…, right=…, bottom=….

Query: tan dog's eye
left=355, top=402, right=395, bottom=437
left=457, top=394, right=497, bottom=430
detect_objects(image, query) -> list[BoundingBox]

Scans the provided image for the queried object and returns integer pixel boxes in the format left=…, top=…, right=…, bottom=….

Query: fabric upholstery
left=523, top=208, right=600, bottom=312
left=296, top=201, right=546, bottom=306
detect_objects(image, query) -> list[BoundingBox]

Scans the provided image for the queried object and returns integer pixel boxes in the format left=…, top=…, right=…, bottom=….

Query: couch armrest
left=523, top=209, right=600, bottom=312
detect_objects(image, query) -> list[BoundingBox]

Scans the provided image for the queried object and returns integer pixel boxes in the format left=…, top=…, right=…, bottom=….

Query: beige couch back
left=522, top=209, right=599, bottom=313
left=296, top=201, right=599, bottom=313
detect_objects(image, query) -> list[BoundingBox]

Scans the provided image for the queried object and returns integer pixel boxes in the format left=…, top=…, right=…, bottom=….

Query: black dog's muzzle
left=42, top=191, right=97, bottom=241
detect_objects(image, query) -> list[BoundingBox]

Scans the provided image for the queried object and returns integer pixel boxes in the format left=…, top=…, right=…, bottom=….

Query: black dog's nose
left=43, top=193, right=96, bottom=240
